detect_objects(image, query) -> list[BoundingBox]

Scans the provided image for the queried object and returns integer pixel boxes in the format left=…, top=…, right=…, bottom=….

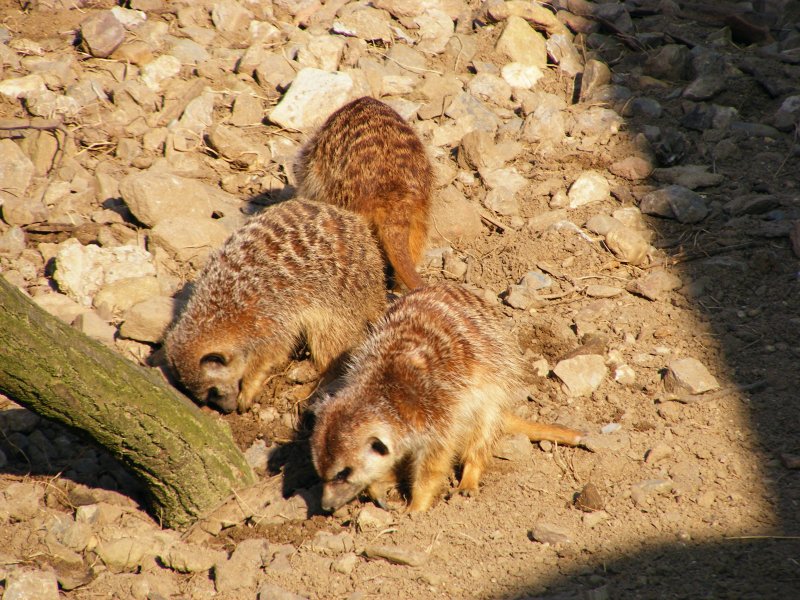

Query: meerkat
left=164, top=199, right=387, bottom=414
left=311, top=282, right=584, bottom=513
left=294, top=96, right=433, bottom=291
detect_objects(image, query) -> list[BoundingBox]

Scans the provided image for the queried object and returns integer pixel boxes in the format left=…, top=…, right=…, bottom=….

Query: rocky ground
left=1, top=0, right=800, bottom=598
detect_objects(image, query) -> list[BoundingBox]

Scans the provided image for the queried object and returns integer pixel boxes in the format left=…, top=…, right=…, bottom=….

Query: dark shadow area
left=497, top=1, right=800, bottom=597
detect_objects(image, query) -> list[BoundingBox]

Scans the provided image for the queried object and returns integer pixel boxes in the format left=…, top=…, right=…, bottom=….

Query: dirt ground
left=1, top=1, right=799, bottom=599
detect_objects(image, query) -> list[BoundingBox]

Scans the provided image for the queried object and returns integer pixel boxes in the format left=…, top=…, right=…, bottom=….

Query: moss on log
left=0, top=278, right=255, bottom=529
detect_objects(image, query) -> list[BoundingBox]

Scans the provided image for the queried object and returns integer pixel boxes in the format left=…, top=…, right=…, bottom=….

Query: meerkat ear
left=200, top=352, right=228, bottom=367
left=369, top=437, right=390, bottom=456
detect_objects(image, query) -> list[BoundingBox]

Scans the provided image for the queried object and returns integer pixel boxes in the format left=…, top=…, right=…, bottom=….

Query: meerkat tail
left=502, top=411, right=583, bottom=446
left=378, top=225, right=425, bottom=290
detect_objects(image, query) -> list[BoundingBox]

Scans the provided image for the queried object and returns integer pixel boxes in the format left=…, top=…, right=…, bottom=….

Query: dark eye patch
left=371, top=439, right=389, bottom=456
left=333, top=467, right=351, bottom=482
left=201, top=353, right=227, bottom=366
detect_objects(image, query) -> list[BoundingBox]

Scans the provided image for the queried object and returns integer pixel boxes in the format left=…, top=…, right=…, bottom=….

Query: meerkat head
left=311, top=395, right=396, bottom=512
left=165, top=323, right=250, bottom=414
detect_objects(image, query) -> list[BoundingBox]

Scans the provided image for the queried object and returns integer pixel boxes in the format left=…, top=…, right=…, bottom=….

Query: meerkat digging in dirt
left=311, top=282, right=584, bottom=513
left=295, top=96, right=433, bottom=290
left=164, top=199, right=387, bottom=414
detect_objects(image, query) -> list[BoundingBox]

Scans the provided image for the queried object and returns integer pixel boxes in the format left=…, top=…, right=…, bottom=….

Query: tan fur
left=295, top=97, right=433, bottom=290
left=310, top=283, right=583, bottom=513
left=164, top=199, right=387, bottom=414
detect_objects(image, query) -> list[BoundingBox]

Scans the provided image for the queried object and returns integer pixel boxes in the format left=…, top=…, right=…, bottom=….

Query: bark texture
left=0, top=278, right=255, bottom=529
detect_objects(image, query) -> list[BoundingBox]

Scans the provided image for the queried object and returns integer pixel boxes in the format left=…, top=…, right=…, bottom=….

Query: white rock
left=604, top=226, right=650, bottom=266
left=332, top=552, right=358, bottom=575
left=119, top=170, right=240, bottom=227
left=415, top=9, right=454, bottom=55
left=141, top=55, right=181, bottom=91
left=176, top=90, right=214, bottom=140
left=468, top=73, right=511, bottom=104
left=97, top=537, right=155, bottom=571
left=211, top=0, right=254, bottom=33
left=664, top=358, right=720, bottom=395
left=160, top=542, right=226, bottom=573
left=483, top=186, right=520, bottom=216
left=72, top=311, right=117, bottom=346
left=297, top=35, right=346, bottom=72
left=1, top=68, right=46, bottom=97
left=119, top=296, right=177, bottom=343
left=54, top=240, right=156, bottom=307
left=332, top=6, right=393, bottom=42
left=214, top=538, right=270, bottom=593
left=553, top=354, right=607, bottom=397
left=501, top=63, right=544, bottom=89
left=0, top=139, right=34, bottom=198
left=356, top=505, right=395, bottom=530
left=110, top=6, right=147, bottom=28
left=3, top=568, right=59, bottom=600
left=268, top=68, right=357, bottom=131
left=480, top=167, right=527, bottom=193
left=568, top=170, right=610, bottom=208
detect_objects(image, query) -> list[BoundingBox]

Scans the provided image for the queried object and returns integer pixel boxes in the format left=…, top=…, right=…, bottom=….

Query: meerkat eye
left=333, top=467, right=351, bottom=482
left=201, top=353, right=227, bottom=367
left=370, top=438, right=389, bottom=456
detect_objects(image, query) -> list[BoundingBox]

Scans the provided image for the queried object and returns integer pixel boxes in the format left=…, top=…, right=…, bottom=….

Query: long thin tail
left=502, top=411, right=583, bottom=446
left=378, top=226, right=425, bottom=290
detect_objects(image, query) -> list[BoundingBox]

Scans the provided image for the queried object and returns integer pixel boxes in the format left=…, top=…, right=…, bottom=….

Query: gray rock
left=356, top=505, right=395, bottom=530
left=568, top=170, right=610, bottom=208
left=530, top=522, right=572, bottom=545
left=586, top=285, right=623, bottom=299
left=149, top=216, right=231, bottom=267
left=0, top=140, right=34, bottom=201
left=0, top=226, right=25, bottom=258
left=528, top=209, right=568, bottom=232
left=553, top=355, right=607, bottom=397
left=244, top=439, right=270, bottom=474
left=311, top=531, right=355, bottom=556
left=570, top=107, right=622, bottom=138
left=774, top=95, right=800, bottom=131
left=258, top=583, right=309, bottom=600
left=169, top=38, right=210, bottom=65
left=54, top=240, right=156, bottom=307
left=626, top=96, right=663, bottom=119
left=298, top=35, right=347, bottom=72
left=255, top=54, right=297, bottom=91
left=579, top=59, right=611, bottom=101
left=119, top=170, right=240, bottom=227
left=730, top=121, right=781, bottom=138
left=682, top=75, right=726, bottom=101
left=640, top=185, right=708, bottom=223
left=93, top=276, right=161, bottom=319
left=214, top=538, right=270, bottom=593
left=584, top=214, right=623, bottom=236
left=3, top=482, right=44, bottom=522
left=445, top=92, right=501, bottom=133
left=231, top=93, right=264, bottom=127
left=0, top=74, right=47, bottom=100
left=604, top=226, right=650, bottom=265
left=3, top=568, right=59, bottom=600
left=161, top=542, right=226, bottom=573
left=140, top=55, right=181, bottom=91
left=664, top=357, right=720, bottom=395
left=609, top=156, right=653, bottom=181
left=72, top=311, right=117, bottom=346
left=211, top=0, right=253, bottom=33
left=652, top=165, right=724, bottom=190
left=97, top=537, right=154, bottom=571
left=118, top=296, right=176, bottom=343
left=644, top=44, right=690, bottom=81
left=269, top=68, right=359, bottom=131
left=428, top=185, right=483, bottom=245
left=332, top=552, right=359, bottom=575
left=496, top=16, right=547, bottom=69
left=724, top=194, right=781, bottom=216
left=495, top=433, right=531, bottom=462
left=414, top=8, right=454, bottom=55
left=364, top=544, right=428, bottom=566
left=468, top=72, right=511, bottom=104
left=626, top=269, right=682, bottom=301
left=81, top=11, right=126, bottom=58
left=522, top=105, right=565, bottom=145
left=33, top=292, right=88, bottom=324
left=483, top=186, right=520, bottom=216
left=631, top=478, right=673, bottom=506
left=333, top=6, right=393, bottom=42
left=547, top=33, right=583, bottom=76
